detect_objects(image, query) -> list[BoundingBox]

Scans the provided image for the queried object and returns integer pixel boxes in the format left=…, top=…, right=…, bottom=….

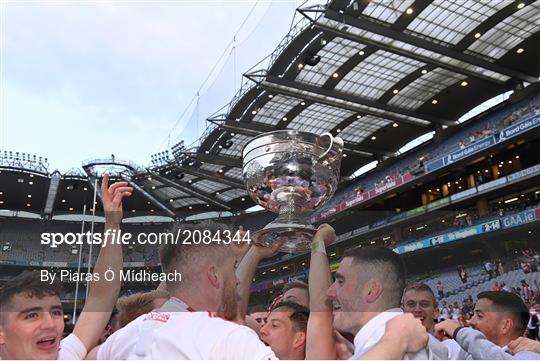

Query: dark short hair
left=477, top=291, right=530, bottom=336
left=249, top=304, right=268, bottom=314
left=342, top=246, right=406, bottom=308
left=0, top=271, right=61, bottom=312
left=282, top=280, right=308, bottom=294
left=270, top=301, right=310, bottom=333
left=403, top=283, right=437, bottom=307
left=159, top=220, right=233, bottom=282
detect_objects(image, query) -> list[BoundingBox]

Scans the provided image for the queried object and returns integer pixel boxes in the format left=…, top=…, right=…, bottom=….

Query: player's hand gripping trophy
left=242, top=130, right=344, bottom=253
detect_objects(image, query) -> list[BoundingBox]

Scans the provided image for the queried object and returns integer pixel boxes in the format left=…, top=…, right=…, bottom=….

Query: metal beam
left=43, top=172, right=61, bottom=216
left=151, top=173, right=234, bottom=211
left=311, top=21, right=505, bottom=87
left=214, top=119, right=390, bottom=158
left=189, top=152, right=242, bottom=168
left=261, top=75, right=451, bottom=126
left=453, top=0, right=536, bottom=52
left=171, top=165, right=245, bottom=189
left=218, top=120, right=274, bottom=135
left=128, top=179, right=177, bottom=217
left=322, top=8, right=538, bottom=83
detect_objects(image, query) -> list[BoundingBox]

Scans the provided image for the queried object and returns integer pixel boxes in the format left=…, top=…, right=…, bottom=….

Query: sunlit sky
left=1, top=0, right=312, bottom=173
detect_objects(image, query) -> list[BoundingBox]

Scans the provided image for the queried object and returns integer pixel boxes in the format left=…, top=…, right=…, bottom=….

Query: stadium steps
left=444, top=269, right=540, bottom=304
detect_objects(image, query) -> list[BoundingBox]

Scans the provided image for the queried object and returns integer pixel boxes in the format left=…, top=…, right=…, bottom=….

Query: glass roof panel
left=467, top=2, right=540, bottom=59
left=218, top=188, right=246, bottom=202
left=145, top=179, right=164, bottom=187
left=225, top=167, right=243, bottom=180
left=288, top=103, right=355, bottom=133
left=388, top=67, right=466, bottom=109
left=253, top=94, right=299, bottom=125
left=316, top=17, right=510, bottom=83
left=335, top=49, right=425, bottom=101
left=219, top=133, right=253, bottom=158
left=177, top=173, right=197, bottom=182
left=154, top=187, right=188, bottom=199
left=192, top=179, right=229, bottom=194
left=172, top=197, right=204, bottom=207
left=296, top=38, right=362, bottom=87
left=362, top=0, right=416, bottom=25
left=200, top=163, right=224, bottom=172
left=406, top=1, right=506, bottom=46
left=340, top=115, right=392, bottom=143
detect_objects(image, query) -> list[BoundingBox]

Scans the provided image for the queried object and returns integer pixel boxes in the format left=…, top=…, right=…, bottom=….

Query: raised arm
left=434, top=319, right=534, bottom=360
left=235, top=238, right=281, bottom=318
left=306, top=224, right=337, bottom=359
left=73, top=173, right=132, bottom=351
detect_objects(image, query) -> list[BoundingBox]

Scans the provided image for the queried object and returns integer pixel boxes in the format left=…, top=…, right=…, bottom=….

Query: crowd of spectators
left=329, top=97, right=539, bottom=221
left=431, top=253, right=540, bottom=343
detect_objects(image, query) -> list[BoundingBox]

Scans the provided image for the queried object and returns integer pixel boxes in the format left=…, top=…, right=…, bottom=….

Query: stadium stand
left=1, top=2, right=539, bottom=358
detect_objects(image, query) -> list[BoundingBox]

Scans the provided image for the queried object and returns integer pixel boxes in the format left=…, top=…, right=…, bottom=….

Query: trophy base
left=251, top=222, right=316, bottom=253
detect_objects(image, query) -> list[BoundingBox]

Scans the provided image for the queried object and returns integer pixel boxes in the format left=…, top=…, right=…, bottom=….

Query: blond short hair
left=116, top=290, right=170, bottom=327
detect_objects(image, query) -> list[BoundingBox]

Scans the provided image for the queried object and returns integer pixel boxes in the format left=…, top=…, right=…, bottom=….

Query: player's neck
left=173, top=289, right=220, bottom=312
left=287, top=348, right=305, bottom=360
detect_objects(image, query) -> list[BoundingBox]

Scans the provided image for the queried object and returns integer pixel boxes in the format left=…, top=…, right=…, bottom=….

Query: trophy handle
left=319, top=132, right=343, bottom=161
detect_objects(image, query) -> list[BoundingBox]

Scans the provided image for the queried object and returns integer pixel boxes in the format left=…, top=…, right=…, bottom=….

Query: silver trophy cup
left=242, top=130, right=344, bottom=253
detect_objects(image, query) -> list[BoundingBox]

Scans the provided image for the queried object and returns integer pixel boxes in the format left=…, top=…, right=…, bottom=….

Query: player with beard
left=94, top=220, right=276, bottom=360
left=436, top=291, right=540, bottom=359
left=0, top=174, right=131, bottom=360
left=402, top=283, right=470, bottom=360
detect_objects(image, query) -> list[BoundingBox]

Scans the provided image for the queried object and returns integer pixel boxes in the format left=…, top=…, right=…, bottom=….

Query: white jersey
left=350, top=308, right=448, bottom=360
left=97, top=298, right=276, bottom=360
left=58, top=334, right=87, bottom=360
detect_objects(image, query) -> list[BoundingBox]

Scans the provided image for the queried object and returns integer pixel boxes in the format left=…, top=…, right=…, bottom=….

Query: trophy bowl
left=242, top=130, right=343, bottom=253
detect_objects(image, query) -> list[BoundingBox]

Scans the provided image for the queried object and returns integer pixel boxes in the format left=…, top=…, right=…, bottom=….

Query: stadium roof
left=2, top=0, right=539, bottom=218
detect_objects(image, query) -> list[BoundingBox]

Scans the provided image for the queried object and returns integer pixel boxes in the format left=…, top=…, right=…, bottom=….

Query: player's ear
left=366, top=279, right=383, bottom=303
left=292, top=331, right=306, bottom=349
left=207, top=265, right=220, bottom=289
left=500, top=317, right=514, bottom=336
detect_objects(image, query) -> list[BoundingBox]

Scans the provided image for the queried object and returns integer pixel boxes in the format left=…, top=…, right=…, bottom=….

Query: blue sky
left=2, top=0, right=305, bottom=172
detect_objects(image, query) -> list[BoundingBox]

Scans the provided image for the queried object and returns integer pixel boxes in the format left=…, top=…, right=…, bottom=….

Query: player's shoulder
left=99, top=313, right=146, bottom=347
left=195, top=312, right=256, bottom=333
left=58, top=333, right=87, bottom=360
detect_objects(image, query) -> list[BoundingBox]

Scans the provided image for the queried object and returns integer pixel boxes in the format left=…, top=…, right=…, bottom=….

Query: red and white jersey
left=97, top=298, right=276, bottom=360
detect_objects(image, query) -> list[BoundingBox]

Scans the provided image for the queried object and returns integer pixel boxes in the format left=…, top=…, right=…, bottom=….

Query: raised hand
left=314, top=223, right=336, bottom=246
left=434, top=319, right=461, bottom=339
left=100, top=173, right=133, bottom=226
left=231, top=225, right=252, bottom=259
left=251, top=237, right=283, bottom=260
